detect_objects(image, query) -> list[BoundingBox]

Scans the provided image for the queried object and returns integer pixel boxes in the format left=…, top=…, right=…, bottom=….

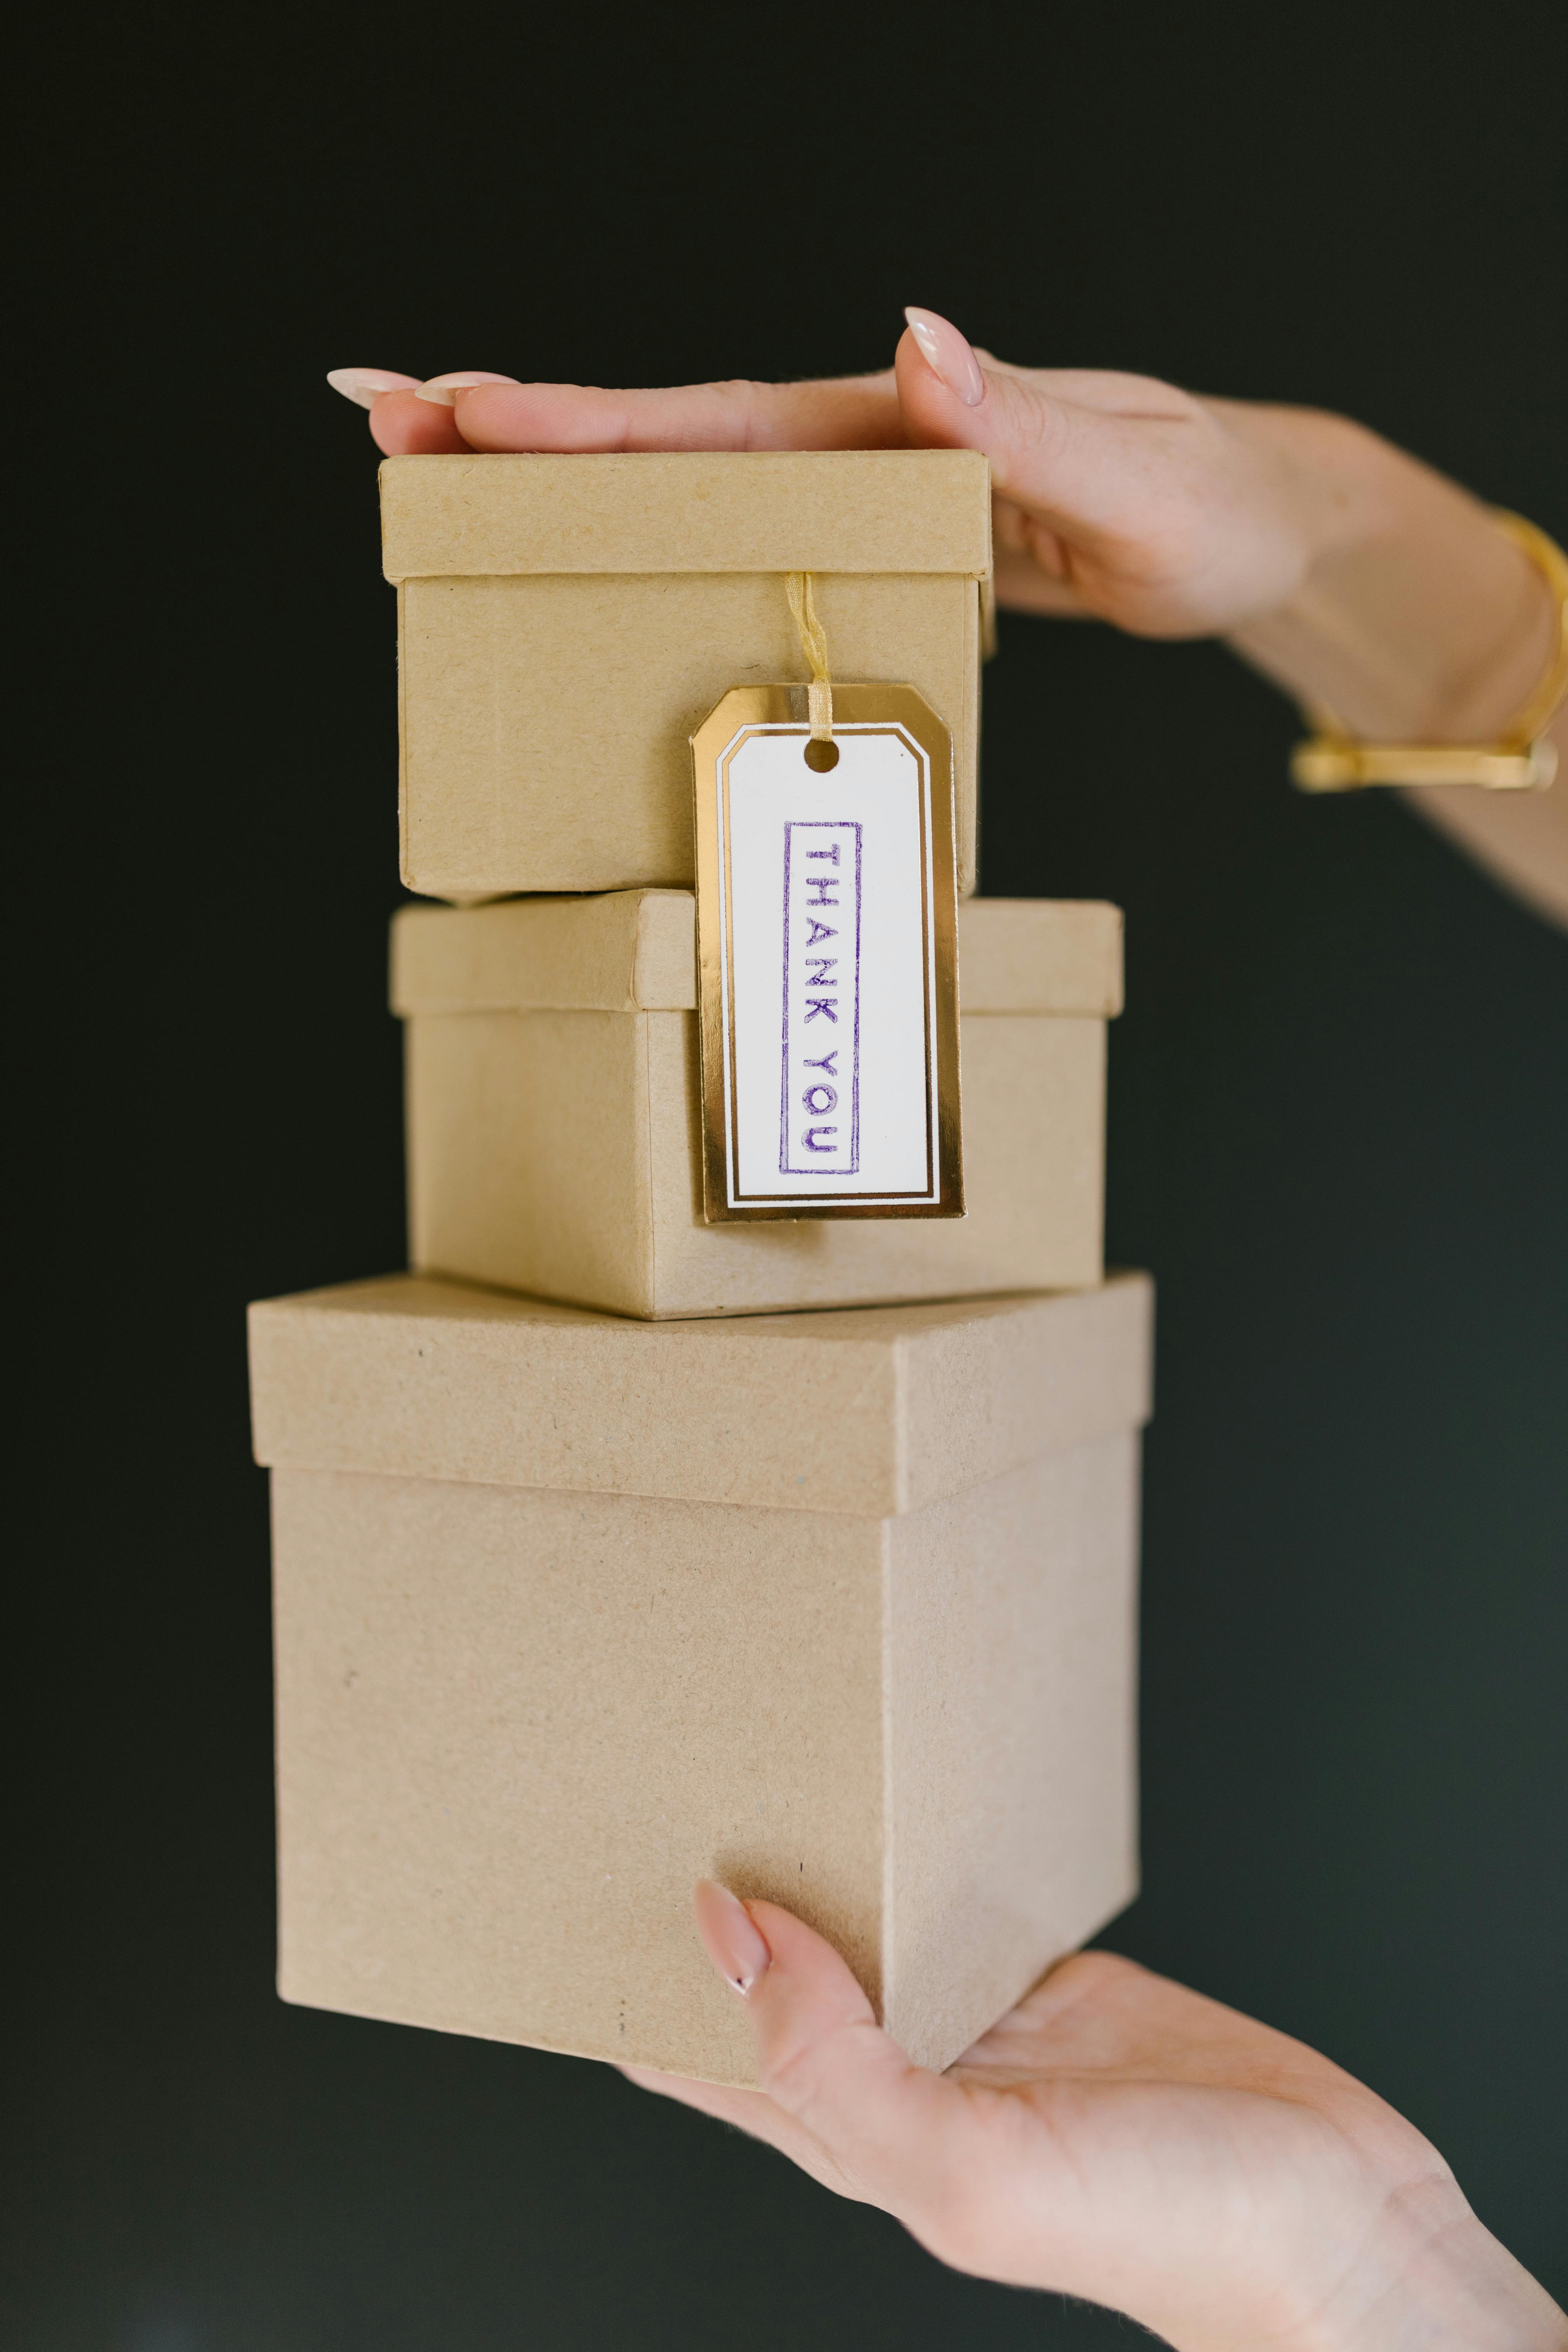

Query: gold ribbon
left=786, top=572, right=833, bottom=741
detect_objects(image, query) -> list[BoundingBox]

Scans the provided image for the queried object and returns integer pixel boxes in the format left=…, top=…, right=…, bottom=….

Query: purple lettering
left=780, top=818, right=859, bottom=1178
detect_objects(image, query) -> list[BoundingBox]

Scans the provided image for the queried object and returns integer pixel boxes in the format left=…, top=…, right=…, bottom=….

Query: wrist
left=1225, top=409, right=1558, bottom=744
left=1315, top=2180, right=1566, bottom=2352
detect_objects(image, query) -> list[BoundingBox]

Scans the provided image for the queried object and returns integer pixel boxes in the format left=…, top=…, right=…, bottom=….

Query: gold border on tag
left=691, top=684, right=964, bottom=1224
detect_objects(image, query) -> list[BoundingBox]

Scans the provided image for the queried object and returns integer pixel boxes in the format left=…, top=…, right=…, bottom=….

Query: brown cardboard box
left=380, top=450, right=993, bottom=900
left=249, top=1271, right=1151, bottom=2084
left=394, top=891, right=1122, bottom=1319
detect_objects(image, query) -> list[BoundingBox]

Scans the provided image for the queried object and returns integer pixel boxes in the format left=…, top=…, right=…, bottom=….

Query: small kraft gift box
left=393, top=891, right=1122, bottom=1319
left=249, top=1269, right=1152, bottom=2084
left=380, top=449, right=993, bottom=901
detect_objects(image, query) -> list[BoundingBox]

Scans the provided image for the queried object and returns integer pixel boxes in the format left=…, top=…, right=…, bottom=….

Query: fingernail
left=694, top=1880, right=771, bottom=1996
left=413, top=370, right=516, bottom=408
left=326, top=368, right=418, bottom=410
left=903, top=307, right=985, bottom=407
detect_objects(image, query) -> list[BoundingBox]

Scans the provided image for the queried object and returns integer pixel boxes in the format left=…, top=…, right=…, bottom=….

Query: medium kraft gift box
left=393, top=891, right=1122, bottom=1319
left=380, top=449, right=993, bottom=901
left=249, top=1270, right=1152, bottom=2085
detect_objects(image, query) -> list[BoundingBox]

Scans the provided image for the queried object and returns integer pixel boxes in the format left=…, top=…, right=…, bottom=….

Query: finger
left=326, top=368, right=468, bottom=456
left=977, top=356, right=1200, bottom=418
left=446, top=370, right=903, bottom=454
left=895, top=311, right=1201, bottom=552
left=993, top=547, right=1092, bottom=618
left=694, top=1885, right=982, bottom=2222
left=413, top=370, right=521, bottom=408
left=326, top=367, right=420, bottom=409
left=368, top=388, right=471, bottom=456
left=325, top=368, right=469, bottom=456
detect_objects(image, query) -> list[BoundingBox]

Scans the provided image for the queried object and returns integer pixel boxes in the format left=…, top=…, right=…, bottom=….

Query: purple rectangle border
left=779, top=820, right=862, bottom=1175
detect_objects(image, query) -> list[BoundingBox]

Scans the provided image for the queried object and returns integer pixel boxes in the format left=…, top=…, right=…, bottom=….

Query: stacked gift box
left=248, top=451, right=1152, bottom=2083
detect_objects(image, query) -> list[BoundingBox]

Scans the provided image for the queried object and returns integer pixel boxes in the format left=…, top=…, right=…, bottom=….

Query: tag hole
left=803, top=738, right=840, bottom=772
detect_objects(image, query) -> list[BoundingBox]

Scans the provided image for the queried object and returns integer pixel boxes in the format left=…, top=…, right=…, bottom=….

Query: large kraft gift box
left=249, top=1270, right=1152, bottom=2085
left=394, top=891, right=1121, bottom=1319
left=380, top=449, right=992, bottom=901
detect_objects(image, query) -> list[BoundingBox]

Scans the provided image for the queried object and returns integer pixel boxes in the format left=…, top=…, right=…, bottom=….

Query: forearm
left=1225, top=406, right=1558, bottom=743
left=1398, top=721, right=1568, bottom=929
left=1330, top=2184, right=1568, bottom=2352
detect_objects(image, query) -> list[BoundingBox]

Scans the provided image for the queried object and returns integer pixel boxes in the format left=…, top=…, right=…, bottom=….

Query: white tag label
left=692, top=686, right=962, bottom=1222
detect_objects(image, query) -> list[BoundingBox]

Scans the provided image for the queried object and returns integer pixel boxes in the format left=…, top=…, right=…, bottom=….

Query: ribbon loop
left=785, top=572, right=833, bottom=741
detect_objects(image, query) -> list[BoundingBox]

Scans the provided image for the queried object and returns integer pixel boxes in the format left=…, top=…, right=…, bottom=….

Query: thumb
left=894, top=307, right=1187, bottom=549
left=694, top=1882, right=980, bottom=2220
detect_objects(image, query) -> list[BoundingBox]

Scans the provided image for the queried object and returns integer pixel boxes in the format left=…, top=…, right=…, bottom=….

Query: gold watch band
left=1291, top=510, right=1568, bottom=794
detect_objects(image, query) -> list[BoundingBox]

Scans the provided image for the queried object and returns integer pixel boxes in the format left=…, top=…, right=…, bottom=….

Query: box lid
left=380, top=451, right=993, bottom=582
left=249, top=1273, right=1152, bottom=1520
left=390, top=892, right=1123, bottom=1019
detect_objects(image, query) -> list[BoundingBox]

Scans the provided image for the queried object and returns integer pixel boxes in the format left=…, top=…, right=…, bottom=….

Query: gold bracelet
left=1291, top=510, right=1568, bottom=793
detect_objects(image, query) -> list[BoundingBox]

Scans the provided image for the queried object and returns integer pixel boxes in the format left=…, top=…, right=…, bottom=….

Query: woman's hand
left=332, top=332, right=1352, bottom=639
left=330, top=315, right=1568, bottom=921
left=328, top=313, right=1556, bottom=748
left=622, top=1886, right=1565, bottom=2352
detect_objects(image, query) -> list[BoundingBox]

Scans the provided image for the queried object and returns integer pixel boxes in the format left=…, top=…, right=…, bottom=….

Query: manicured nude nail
left=694, top=1880, right=771, bottom=1996
left=326, top=368, right=419, bottom=409
left=903, top=307, right=985, bottom=407
left=414, top=371, right=518, bottom=407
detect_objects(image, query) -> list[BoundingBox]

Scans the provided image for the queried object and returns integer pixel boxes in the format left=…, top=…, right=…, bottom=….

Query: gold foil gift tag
left=691, top=575, right=963, bottom=1223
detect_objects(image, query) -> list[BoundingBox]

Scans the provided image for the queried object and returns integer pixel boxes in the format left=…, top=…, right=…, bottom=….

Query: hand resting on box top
left=620, top=1885, right=1562, bottom=2352
left=329, top=312, right=1568, bottom=927
left=328, top=309, right=1559, bottom=744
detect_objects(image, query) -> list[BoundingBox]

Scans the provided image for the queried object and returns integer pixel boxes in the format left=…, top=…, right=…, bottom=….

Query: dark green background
left=12, top=1, right=1566, bottom=2343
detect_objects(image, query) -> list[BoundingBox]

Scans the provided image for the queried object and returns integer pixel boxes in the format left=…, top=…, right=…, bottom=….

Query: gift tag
left=691, top=670, right=963, bottom=1223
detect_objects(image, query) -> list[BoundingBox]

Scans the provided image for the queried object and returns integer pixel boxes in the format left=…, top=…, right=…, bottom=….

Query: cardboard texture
left=393, top=892, right=1122, bottom=1318
left=379, top=451, right=993, bottom=900
left=251, top=1273, right=1152, bottom=2084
